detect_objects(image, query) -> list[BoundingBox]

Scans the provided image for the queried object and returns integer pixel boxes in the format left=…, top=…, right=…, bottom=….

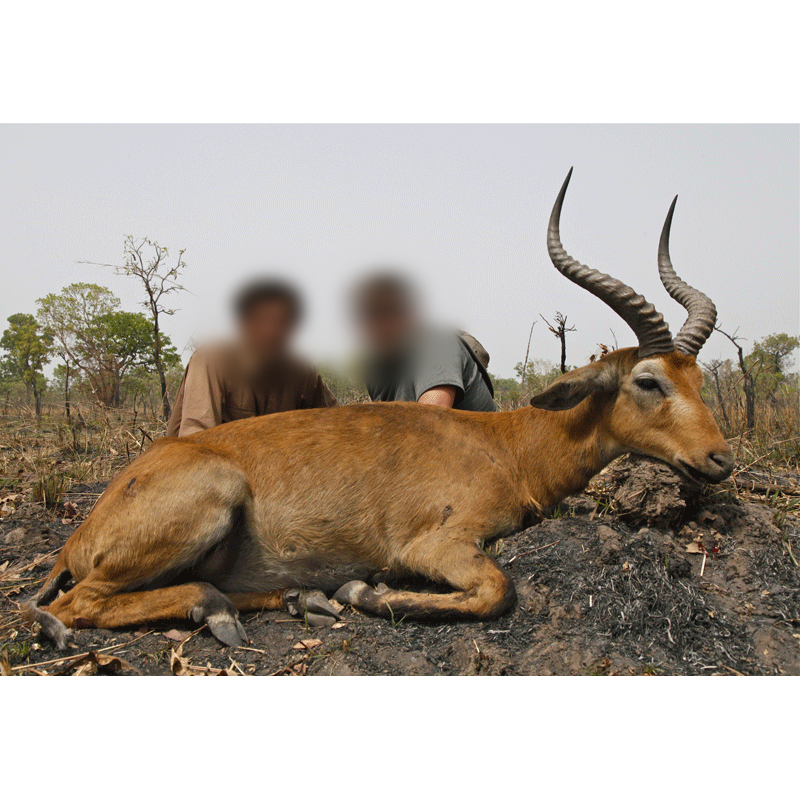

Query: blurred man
left=353, top=273, right=496, bottom=411
left=167, top=279, right=336, bottom=437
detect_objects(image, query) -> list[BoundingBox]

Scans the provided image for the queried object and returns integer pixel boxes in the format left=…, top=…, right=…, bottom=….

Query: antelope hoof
left=206, top=613, right=249, bottom=648
left=333, top=580, right=389, bottom=608
left=284, top=588, right=342, bottom=628
left=190, top=594, right=248, bottom=647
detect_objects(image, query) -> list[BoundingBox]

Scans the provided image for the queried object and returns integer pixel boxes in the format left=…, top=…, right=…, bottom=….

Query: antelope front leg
left=334, top=542, right=516, bottom=622
left=228, top=590, right=342, bottom=626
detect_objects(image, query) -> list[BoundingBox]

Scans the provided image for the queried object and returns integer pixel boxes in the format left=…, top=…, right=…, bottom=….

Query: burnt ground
left=1, top=459, right=799, bottom=676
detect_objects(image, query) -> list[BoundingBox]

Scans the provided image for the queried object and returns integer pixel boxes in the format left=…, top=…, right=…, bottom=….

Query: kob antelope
left=27, top=170, right=734, bottom=648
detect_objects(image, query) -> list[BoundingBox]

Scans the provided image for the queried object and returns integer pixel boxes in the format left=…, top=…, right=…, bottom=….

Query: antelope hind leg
left=31, top=449, right=259, bottom=648
left=47, top=579, right=249, bottom=647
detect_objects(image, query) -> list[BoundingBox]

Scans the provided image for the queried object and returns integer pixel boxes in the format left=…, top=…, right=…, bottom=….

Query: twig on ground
left=11, top=630, right=155, bottom=673
left=720, top=664, right=745, bottom=676
left=0, top=548, right=61, bottom=581
left=508, top=539, right=561, bottom=563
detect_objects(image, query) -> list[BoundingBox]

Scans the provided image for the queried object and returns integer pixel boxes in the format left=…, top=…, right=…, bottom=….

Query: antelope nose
left=707, top=450, right=734, bottom=481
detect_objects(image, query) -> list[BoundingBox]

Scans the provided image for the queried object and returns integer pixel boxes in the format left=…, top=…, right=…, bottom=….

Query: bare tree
left=519, top=320, right=536, bottom=394
left=703, top=358, right=731, bottom=429
left=81, top=236, right=188, bottom=422
left=541, top=312, right=576, bottom=374
left=715, top=326, right=758, bottom=433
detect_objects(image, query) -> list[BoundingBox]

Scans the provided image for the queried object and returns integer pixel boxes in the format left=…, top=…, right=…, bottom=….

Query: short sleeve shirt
left=365, top=328, right=496, bottom=412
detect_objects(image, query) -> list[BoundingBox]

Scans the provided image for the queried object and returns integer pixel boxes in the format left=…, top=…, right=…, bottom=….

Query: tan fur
left=29, top=347, right=732, bottom=642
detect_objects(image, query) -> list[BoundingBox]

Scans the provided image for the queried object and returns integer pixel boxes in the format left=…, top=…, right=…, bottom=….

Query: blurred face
left=357, top=292, right=415, bottom=355
left=239, top=298, right=297, bottom=364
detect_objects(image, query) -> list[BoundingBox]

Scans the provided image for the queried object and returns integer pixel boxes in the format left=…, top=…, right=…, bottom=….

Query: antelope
left=26, top=170, right=734, bottom=648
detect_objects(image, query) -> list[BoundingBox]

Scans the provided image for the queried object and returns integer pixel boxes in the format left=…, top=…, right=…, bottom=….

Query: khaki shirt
left=166, top=343, right=337, bottom=437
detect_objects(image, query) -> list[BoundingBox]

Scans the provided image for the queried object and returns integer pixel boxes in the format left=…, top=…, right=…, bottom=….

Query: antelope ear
left=530, top=369, right=611, bottom=411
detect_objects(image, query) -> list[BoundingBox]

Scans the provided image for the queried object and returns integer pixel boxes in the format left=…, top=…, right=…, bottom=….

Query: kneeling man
left=353, top=273, right=496, bottom=411
left=167, top=279, right=336, bottom=437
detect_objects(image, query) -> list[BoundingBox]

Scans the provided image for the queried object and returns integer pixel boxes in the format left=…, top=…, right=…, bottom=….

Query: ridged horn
left=658, top=196, right=717, bottom=356
left=547, top=169, right=674, bottom=360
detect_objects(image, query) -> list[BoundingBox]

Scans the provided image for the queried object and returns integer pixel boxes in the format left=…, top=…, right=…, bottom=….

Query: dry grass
left=0, top=405, right=167, bottom=524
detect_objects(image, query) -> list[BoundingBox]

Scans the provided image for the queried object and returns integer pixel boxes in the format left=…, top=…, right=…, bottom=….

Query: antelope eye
left=635, top=377, right=660, bottom=392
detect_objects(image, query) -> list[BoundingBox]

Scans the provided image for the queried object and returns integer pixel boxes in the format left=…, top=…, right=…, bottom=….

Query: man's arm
left=418, top=386, right=457, bottom=408
left=173, top=350, right=226, bottom=436
left=412, top=330, right=467, bottom=409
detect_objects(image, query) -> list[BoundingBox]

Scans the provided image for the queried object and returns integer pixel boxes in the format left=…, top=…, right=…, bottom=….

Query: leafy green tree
left=0, top=357, right=20, bottom=413
left=514, top=357, right=561, bottom=397
left=0, top=313, right=52, bottom=415
left=714, top=328, right=798, bottom=435
left=92, top=310, right=176, bottom=406
left=750, top=332, right=799, bottom=376
left=490, top=375, right=523, bottom=408
left=37, top=283, right=179, bottom=408
left=748, top=332, right=799, bottom=401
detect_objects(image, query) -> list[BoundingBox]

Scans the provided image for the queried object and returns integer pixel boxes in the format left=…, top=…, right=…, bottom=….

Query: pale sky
left=1, top=124, right=797, bottom=378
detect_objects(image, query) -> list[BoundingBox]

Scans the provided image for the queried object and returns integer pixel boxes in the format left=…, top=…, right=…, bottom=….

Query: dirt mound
left=1, top=474, right=798, bottom=676
left=596, top=454, right=706, bottom=528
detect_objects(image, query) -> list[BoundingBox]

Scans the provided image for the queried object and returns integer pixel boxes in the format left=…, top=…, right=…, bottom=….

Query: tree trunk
left=744, top=374, right=755, bottom=431
left=560, top=335, right=567, bottom=374
left=711, top=370, right=730, bottom=429
left=64, top=364, right=71, bottom=420
left=735, top=349, right=755, bottom=432
left=152, top=315, right=171, bottom=422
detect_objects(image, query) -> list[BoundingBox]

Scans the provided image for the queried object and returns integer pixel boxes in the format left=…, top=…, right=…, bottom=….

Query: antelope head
left=531, top=170, right=734, bottom=484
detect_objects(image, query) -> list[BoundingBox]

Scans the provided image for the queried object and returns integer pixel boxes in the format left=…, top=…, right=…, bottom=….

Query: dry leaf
left=61, top=501, right=79, bottom=519
left=163, top=629, right=190, bottom=642
left=621, top=561, right=631, bottom=572
left=293, top=638, right=323, bottom=650
left=327, top=598, right=345, bottom=614
left=170, top=644, right=191, bottom=676
left=0, top=494, right=22, bottom=518
left=331, top=621, right=347, bottom=629
left=66, top=651, right=140, bottom=675
left=685, top=542, right=704, bottom=554
left=0, top=653, right=12, bottom=676
left=0, top=560, right=9, bottom=573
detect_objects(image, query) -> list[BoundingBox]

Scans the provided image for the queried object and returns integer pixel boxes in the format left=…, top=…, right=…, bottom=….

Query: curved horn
left=548, top=169, right=674, bottom=360
left=658, top=197, right=717, bottom=356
